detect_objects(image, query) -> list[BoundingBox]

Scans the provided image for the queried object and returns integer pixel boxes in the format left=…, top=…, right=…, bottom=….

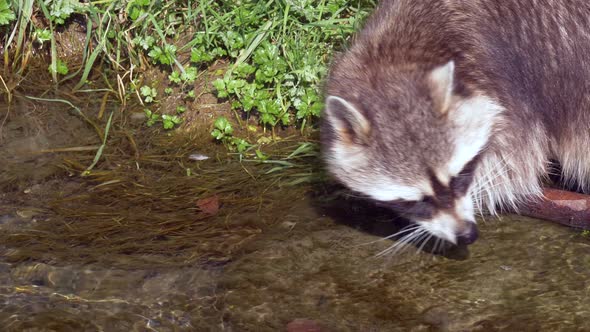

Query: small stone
left=189, top=153, right=210, bottom=161
left=196, top=195, right=219, bottom=216
left=421, top=306, right=450, bottom=330
left=281, top=221, right=297, bottom=230
left=16, top=208, right=42, bottom=219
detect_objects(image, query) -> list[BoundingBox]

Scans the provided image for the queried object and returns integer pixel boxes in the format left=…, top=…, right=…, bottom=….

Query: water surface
left=1, top=93, right=588, bottom=332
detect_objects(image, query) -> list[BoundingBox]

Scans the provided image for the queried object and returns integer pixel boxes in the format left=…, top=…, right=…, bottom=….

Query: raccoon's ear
left=324, top=96, right=371, bottom=144
left=428, top=60, right=455, bottom=115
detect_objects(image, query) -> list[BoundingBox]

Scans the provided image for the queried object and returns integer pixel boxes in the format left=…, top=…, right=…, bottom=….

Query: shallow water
left=1, top=96, right=589, bottom=331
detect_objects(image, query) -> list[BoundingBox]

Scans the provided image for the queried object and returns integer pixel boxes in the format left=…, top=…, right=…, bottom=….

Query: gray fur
left=321, top=0, right=590, bottom=244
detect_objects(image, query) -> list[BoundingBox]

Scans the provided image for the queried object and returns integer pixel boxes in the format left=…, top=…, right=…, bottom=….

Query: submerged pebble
left=189, top=153, right=210, bottom=161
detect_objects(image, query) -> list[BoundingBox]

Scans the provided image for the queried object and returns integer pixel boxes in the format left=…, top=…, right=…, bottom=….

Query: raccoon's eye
left=450, top=171, right=474, bottom=195
left=450, top=156, right=480, bottom=195
left=384, top=197, right=436, bottom=220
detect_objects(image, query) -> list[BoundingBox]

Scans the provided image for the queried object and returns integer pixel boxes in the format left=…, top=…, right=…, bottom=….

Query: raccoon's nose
left=457, top=222, right=479, bottom=245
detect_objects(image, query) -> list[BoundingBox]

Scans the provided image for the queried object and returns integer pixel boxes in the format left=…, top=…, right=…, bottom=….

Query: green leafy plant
left=211, top=116, right=233, bottom=140
left=48, top=59, right=69, bottom=75
left=133, top=35, right=155, bottom=51
left=0, top=0, right=16, bottom=25
left=46, top=0, right=85, bottom=25
left=144, top=109, right=160, bottom=127
left=33, top=28, right=52, bottom=44
left=211, top=116, right=251, bottom=153
left=190, top=45, right=225, bottom=64
left=168, top=71, right=182, bottom=84
left=3, top=0, right=374, bottom=147
left=128, top=0, right=150, bottom=21
left=140, top=85, right=157, bottom=103
left=181, top=67, right=198, bottom=84
left=203, top=1, right=371, bottom=131
left=229, top=137, right=250, bottom=153
left=148, top=44, right=177, bottom=65
left=144, top=110, right=182, bottom=130
left=169, top=67, right=198, bottom=86
left=162, top=114, right=182, bottom=129
left=185, top=90, right=195, bottom=99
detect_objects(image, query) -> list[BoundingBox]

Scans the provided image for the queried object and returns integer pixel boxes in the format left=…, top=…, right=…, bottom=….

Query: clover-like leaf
left=0, top=0, right=15, bottom=26
left=214, top=116, right=233, bottom=135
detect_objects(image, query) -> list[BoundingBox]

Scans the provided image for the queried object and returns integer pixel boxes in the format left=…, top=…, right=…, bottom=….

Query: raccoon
left=321, top=0, right=590, bottom=246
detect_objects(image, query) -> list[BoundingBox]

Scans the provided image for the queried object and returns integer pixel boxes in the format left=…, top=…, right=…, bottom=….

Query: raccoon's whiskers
left=381, top=225, right=422, bottom=241
left=479, top=171, right=511, bottom=194
left=416, top=233, right=434, bottom=255
left=431, top=237, right=444, bottom=255
left=397, top=229, right=430, bottom=256
left=474, top=176, right=512, bottom=204
left=351, top=225, right=422, bottom=248
left=376, top=227, right=428, bottom=257
left=376, top=231, right=417, bottom=257
left=472, top=156, right=511, bottom=214
left=474, top=156, right=510, bottom=192
left=476, top=162, right=510, bottom=193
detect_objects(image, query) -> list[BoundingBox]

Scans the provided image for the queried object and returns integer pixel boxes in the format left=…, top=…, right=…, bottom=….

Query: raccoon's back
left=335, top=0, right=590, bottom=122
left=459, top=1, right=590, bottom=198
left=458, top=1, right=590, bottom=137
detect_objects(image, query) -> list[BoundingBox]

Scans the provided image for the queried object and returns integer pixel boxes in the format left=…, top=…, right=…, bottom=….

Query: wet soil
left=1, top=78, right=590, bottom=331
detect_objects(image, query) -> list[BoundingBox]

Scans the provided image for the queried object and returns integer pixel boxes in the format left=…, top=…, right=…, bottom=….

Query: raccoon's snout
left=418, top=205, right=478, bottom=246
left=457, top=222, right=479, bottom=245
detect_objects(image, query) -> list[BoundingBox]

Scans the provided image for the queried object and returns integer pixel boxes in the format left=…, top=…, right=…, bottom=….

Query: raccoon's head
left=321, top=60, right=503, bottom=245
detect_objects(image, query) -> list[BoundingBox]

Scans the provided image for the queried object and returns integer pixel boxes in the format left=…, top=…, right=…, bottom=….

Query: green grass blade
left=73, top=27, right=106, bottom=90
left=62, top=18, right=93, bottom=83
left=225, top=20, right=274, bottom=80
left=83, top=111, right=114, bottom=176
left=8, top=0, right=33, bottom=70
left=37, top=1, right=57, bottom=83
